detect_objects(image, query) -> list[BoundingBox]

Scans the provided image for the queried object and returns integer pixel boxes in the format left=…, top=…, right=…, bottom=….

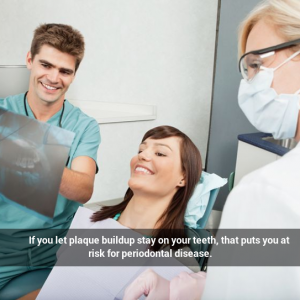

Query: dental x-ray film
left=0, top=108, right=75, bottom=220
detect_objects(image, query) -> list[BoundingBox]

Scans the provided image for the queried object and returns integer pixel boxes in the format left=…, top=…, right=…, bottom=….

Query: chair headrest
left=184, top=171, right=227, bottom=229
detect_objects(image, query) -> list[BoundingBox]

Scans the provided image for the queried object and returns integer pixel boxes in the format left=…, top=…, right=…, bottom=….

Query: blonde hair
left=238, top=0, right=300, bottom=57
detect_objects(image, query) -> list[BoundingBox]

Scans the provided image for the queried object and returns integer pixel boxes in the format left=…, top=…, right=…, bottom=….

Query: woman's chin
left=128, top=179, right=155, bottom=196
left=128, top=175, right=147, bottom=186
left=128, top=178, right=143, bottom=192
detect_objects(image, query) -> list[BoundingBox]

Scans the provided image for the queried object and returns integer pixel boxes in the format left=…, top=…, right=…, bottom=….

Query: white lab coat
left=203, top=142, right=300, bottom=300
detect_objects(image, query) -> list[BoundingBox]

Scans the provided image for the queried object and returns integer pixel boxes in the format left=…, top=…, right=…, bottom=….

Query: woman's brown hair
left=91, top=126, right=202, bottom=250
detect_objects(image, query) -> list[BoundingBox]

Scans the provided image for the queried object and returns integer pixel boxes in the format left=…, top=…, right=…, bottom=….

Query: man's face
left=26, top=45, right=76, bottom=104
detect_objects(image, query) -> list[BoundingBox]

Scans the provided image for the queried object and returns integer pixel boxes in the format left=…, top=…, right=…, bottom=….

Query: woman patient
left=91, top=125, right=202, bottom=240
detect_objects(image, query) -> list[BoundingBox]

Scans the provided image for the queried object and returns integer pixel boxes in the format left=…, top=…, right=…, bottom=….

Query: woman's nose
left=138, top=150, right=151, bottom=161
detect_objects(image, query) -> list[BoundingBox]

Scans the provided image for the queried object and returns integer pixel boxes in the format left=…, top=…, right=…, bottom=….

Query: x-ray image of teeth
left=0, top=108, right=75, bottom=219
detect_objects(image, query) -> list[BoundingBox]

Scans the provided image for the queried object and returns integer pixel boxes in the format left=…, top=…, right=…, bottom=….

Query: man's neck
left=26, top=90, right=65, bottom=122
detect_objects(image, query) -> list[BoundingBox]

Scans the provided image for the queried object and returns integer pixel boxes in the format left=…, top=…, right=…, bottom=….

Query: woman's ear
left=178, top=177, right=186, bottom=187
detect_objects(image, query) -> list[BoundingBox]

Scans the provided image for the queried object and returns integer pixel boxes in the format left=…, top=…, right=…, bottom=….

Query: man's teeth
left=42, top=83, right=58, bottom=90
left=135, top=167, right=152, bottom=174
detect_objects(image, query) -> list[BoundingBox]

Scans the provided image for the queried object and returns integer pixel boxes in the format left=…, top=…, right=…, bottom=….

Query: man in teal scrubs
left=0, top=23, right=101, bottom=290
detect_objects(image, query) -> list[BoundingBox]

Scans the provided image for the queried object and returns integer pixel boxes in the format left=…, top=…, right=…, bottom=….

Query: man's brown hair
left=30, top=23, right=85, bottom=71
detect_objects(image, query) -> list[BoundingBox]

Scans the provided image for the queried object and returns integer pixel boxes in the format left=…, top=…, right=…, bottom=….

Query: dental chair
left=197, top=187, right=220, bottom=229
left=185, top=187, right=221, bottom=271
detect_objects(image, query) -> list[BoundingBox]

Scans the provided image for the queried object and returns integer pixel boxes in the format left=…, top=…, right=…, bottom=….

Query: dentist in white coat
left=203, top=0, right=300, bottom=299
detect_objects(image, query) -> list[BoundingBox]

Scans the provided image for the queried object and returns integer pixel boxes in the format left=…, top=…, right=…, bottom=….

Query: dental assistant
left=0, top=23, right=100, bottom=291
left=203, top=0, right=300, bottom=299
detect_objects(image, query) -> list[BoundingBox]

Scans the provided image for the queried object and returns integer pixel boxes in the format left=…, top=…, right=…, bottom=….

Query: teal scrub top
left=0, top=93, right=101, bottom=235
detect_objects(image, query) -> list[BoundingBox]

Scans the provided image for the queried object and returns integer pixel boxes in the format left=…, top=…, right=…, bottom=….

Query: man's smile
left=41, top=82, right=60, bottom=90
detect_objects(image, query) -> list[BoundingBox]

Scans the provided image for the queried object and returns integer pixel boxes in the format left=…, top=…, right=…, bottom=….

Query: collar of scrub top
left=23, top=91, right=65, bottom=128
left=238, top=38, right=300, bottom=73
left=23, top=91, right=70, bottom=166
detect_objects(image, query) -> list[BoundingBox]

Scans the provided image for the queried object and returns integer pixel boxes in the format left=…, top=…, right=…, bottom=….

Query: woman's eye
left=156, top=152, right=166, bottom=157
left=138, top=150, right=143, bottom=154
left=249, top=61, right=262, bottom=70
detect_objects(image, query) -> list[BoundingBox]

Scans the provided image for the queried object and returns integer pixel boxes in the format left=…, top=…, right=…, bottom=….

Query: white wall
left=0, top=0, right=218, bottom=203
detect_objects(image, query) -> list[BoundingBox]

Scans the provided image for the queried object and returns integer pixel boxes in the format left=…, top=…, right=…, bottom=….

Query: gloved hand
left=170, top=271, right=207, bottom=300
left=123, top=269, right=170, bottom=300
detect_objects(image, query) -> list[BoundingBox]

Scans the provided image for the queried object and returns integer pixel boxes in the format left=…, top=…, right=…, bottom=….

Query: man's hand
left=59, top=156, right=96, bottom=203
left=124, top=269, right=170, bottom=300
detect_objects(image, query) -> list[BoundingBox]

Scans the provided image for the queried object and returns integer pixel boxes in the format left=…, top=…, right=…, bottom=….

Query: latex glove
left=123, top=269, right=170, bottom=300
left=170, top=271, right=207, bottom=300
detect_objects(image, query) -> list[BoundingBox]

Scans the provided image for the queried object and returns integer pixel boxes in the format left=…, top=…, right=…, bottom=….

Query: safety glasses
left=239, top=38, right=300, bottom=81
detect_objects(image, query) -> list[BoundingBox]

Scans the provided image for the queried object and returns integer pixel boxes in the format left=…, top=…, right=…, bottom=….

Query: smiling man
left=0, top=24, right=100, bottom=295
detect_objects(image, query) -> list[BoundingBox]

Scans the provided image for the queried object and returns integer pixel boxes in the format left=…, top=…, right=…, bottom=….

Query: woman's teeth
left=135, top=167, right=152, bottom=174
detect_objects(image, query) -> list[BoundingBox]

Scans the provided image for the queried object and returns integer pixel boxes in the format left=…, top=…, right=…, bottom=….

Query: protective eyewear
left=239, top=38, right=300, bottom=81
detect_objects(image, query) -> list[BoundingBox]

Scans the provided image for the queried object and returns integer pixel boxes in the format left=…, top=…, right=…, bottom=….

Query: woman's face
left=246, top=19, right=300, bottom=140
left=128, top=137, right=185, bottom=198
left=246, top=19, right=300, bottom=95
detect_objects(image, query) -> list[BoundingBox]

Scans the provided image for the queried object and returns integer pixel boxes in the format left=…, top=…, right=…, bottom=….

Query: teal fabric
left=0, top=93, right=101, bottom=288
left=228, top=172, right=235, bottom=192
left=0, top=268, right=52, bottom=299
left=113, top=212, right=121, bottom=221
left=196, top=188, right=220, bottom=229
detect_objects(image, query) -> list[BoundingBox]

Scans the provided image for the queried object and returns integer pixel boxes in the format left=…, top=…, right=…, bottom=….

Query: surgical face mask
left=238, top=57, right=300, bottom=139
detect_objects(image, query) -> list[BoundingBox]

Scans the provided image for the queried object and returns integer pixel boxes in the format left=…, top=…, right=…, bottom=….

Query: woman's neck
left=117, top=194, right=172, bottom=229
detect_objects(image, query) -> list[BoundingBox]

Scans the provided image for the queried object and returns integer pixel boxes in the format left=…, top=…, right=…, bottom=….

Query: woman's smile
left=134, top=165, right=154, bottom=175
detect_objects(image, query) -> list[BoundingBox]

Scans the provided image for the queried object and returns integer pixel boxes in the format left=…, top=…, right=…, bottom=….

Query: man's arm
left=59, top=156, right=96, bottom=204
